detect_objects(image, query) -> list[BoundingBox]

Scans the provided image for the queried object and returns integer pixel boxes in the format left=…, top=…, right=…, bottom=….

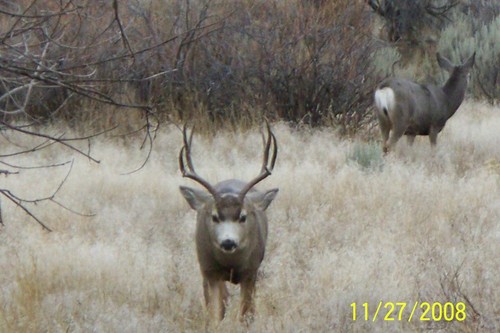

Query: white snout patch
left=215, top=222, right=241, bottom=252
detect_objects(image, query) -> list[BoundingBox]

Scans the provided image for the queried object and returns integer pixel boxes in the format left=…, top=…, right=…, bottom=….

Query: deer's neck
left=442, top=74, right=467, bottom=116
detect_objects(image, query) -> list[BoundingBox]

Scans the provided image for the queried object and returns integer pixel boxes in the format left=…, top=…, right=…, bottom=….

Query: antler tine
left=179, top=125, right=193, bottom=168
left=239, top=120, right=278, bottom=201
left=267, top=121, right=278, bottom=171
left=259, top=121, right=278, bottom=172
left=179, top=125, right=218, bottom=198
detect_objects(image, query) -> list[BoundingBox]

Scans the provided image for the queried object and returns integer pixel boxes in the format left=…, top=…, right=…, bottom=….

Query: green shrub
left=371, top=47, right=401, bottom=78
left=438, top=13, right=500, bottom=102
left=346, top=141, right=384, bottom=171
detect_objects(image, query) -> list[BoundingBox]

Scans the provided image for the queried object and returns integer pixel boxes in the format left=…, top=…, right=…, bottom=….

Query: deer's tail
left=374, top=87, right=396, bottom=121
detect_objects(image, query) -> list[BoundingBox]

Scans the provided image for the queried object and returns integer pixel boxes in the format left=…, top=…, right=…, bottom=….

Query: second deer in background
left=374, top=52, right=475, bottom=153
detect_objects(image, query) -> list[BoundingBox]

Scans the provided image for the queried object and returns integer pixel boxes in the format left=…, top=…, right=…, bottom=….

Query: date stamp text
left=350, top=301, right=466, bottom=322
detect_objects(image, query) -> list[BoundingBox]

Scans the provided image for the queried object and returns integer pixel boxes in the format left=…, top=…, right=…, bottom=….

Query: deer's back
left=379, top=78, right=448, bottom=134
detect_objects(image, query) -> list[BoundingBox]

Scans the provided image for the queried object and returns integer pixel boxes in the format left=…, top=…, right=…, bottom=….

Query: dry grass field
left=0, top=101, right=499, bottom=332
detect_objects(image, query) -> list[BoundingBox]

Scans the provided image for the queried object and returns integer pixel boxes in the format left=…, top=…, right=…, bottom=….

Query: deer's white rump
left=374, top=52, right=475, bottom=153
left=374, top=87, right=396, bottom=118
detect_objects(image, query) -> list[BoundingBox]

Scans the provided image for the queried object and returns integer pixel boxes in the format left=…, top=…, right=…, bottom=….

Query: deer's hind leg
left=381, top=102, right=412, bottom=152
left=406, top=135, right=416, bottom=146
left=386, top=123, right=406, bottom=152
left=376, top=113, right=391, bottom=153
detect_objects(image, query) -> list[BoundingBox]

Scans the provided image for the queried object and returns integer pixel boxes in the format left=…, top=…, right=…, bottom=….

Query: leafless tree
left=366, top=0, right=458, bottom=43
left=0, top=0, right=220, bottom=230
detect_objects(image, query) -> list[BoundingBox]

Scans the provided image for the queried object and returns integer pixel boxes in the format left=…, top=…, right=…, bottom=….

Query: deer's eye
left=212, top=215, right=220, bottom=223
left=239, top=214, right=247, bottom=223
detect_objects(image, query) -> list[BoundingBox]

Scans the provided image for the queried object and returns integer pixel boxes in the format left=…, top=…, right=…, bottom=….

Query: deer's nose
left=220, top=239, right=237, bottom=252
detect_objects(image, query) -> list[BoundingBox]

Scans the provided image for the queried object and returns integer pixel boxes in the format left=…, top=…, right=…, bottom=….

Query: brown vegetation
left=1, top=0, right=377, bottom=130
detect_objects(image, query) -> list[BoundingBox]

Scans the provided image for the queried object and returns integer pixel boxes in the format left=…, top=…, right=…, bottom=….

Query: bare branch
left=112, top=0, right=135, bottom=59
left=0, top=120, right=101, bottom=163
left=0, top=158, right=80, bottom=231
left=0, top=169, right=19, bottom=175
left=0, top=159, right=71, bottom=170
left=121, top=111, right=159, bottom=175
left=0, top=189, right=52, bottom=231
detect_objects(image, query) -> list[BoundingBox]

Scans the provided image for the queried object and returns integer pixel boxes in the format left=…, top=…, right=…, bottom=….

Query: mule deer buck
left=179, top=123, right=278, bottom=321
left=374, top=52, right=475, bottom=153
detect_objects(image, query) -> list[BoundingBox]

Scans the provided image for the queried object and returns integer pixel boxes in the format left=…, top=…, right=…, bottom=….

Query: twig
left=0, top=159, right=71, bottom=170
left=112, top=0, right=135, bottom=61
left=0, top=120, right=101, bottom=163
left=0, top=169, right=19, bottom=175
left=0, top=189, right=52, bottom=231
left=120, top=111, right=159, bottom=174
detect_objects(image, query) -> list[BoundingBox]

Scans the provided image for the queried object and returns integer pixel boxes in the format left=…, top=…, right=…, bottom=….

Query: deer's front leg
left=406, top=135, right=416, bottom=146
left=429, top=126, right=439, bottom=147
left=217, top=281, right=229, bottom=320
left=205, top=278, right=228, bottom=321
left=240, top=274, right=257, bottom=320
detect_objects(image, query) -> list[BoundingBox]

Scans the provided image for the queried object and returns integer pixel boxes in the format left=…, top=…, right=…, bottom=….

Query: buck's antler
left=239, top=120, right=278, bottom=201
left=179, top=125, right=219, bottom=198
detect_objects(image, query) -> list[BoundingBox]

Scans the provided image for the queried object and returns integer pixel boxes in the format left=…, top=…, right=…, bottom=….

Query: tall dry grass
left=0, top=101, right=499, bottom=332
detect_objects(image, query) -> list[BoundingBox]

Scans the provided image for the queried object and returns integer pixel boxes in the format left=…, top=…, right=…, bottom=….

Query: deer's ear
left=179, top=186, right=212, bottom=210
left=437, top=53, right=454, bottom=73
left=463, top=52, right=475, bottom=69
left=248, top=188, right=279, bottom=211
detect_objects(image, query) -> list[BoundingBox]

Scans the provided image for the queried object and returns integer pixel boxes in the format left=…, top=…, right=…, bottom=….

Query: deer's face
left=454, top=65, right=473, bottom=84
left=180, top=186, right=278, bottom=254
left=208, top=194, right=249, bottom=253
left=438, top=52, right=475, bottom=85
left=178, top=122, right=278, bottom=257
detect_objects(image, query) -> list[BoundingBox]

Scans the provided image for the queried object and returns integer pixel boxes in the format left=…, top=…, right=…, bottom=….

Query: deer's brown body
left=374, top=52, right=475, bottom=153
left=179, top=124, right=278, bottom=321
